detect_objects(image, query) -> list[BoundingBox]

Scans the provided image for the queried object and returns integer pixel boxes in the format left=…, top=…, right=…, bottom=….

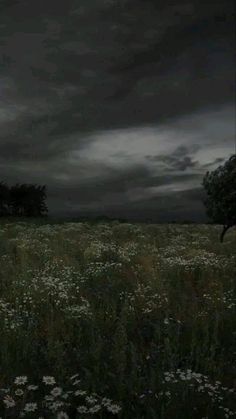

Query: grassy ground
left=0, top=220, right=235, bottom=418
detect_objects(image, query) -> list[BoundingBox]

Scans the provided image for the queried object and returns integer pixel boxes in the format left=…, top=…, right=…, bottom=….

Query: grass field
left=0, top=220, right=235, bottom=418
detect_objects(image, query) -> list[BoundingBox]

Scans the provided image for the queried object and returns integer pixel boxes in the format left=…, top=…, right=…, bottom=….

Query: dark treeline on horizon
left=0, top=182, right=48, bottom=217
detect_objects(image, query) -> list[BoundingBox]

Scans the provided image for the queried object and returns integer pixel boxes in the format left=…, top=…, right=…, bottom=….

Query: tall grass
left=0, top=221, right=235, bottom=418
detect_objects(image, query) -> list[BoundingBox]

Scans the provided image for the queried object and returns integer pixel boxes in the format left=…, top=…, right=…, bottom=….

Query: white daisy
left=15, top=389, right=24, bottom=396
left=77, top=406, right=88, bottom=413
left=27, top=385, right=38, bottom=391
left=74, top=389, right=86, bottom=396
left=14, top=376, right=28, bottom=385
left=51, top=387, right=63, bottom=397
left=42, top=376, right=56, bottom=385
left=3, top=396, right=16, bottom=408
left=89, top=404, right=101, bottom=413
left=106, top=404, right=122, bottom=414
left=24, top=402, right=37, bottom=412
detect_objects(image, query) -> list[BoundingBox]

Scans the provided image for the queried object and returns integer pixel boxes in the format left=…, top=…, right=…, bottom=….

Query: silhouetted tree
left=30, top=184, right=48, bottom=216
left=202, top=154, right=236, bottom=242
left=0, top=182, right=10, bottom=216
left=9, top=184, right=24, bottom=216
left=9, top=183, right=48, bottom=217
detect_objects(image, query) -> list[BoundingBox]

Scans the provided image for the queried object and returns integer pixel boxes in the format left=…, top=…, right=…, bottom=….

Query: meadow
left=0, top=220, right=235, bottom=418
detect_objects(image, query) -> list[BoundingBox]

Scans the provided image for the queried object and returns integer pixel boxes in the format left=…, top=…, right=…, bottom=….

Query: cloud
left=0, top=104, right=234, bottom=220
left=1, top=0, right=235, bottom=132
left=0, top=0, right=235, bottom=220
left=146, top=145, right=199, bottom=171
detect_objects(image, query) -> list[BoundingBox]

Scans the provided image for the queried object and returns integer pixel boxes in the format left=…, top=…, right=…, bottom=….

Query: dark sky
left=0, top=0, right=235, bottom=221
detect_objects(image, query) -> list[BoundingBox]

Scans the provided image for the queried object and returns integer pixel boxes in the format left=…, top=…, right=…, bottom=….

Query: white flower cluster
left=0, top=373, right=122, bottom=418
left=0, top=298, right=25, bottom=331
left=161, top=369, right=235, bottom=418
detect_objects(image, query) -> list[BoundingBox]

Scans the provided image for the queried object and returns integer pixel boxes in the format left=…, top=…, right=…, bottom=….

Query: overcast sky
left=0, top=0, right=235, bottom=221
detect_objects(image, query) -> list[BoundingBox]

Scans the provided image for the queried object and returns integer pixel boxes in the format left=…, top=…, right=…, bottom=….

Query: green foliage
left=203, top=154, right=236, bottom=241
left=0, top=183, right=48, bottom=217
left=0, top=182, right=10, bottom=216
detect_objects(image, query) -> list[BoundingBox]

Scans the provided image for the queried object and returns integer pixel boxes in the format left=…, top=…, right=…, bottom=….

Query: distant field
left=0, top=221, right=235, bottom=418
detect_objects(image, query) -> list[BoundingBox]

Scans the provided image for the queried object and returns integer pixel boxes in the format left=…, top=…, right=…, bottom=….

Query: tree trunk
left=220, top=225, right=231, bottom=243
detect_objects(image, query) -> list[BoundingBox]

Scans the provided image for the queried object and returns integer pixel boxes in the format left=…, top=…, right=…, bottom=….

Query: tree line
left=0, top=154, right=235, bottom=241
left=0, top=182, right=48, bottom=217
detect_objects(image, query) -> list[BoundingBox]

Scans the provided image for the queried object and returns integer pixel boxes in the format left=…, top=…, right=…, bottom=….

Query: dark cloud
left=202, top=157, right=226, bottom=168
left=146, top=145, right=199, bottom=171
left=1, top=0, right=235, bottom=126
left=0, top=0, right=235, bottom=220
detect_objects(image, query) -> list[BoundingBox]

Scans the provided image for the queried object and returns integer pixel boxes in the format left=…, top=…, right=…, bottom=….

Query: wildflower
left=102, top=397, right=112, bottom=406
left=15, top=389, right=24, bottom=396
left=72, top=379, right=80, bottom=386
left=0, top=388, right=10, bottom=394
left=106, top=404, right=122, bottom=414
left=77, top=406, right=88, bottom=413
left=27, top=385, right=38, bottom=391
left=24, top=402, right=37, bottom=412
left=86, top=396, right=97, bottom=404
left=57, top=413, right=69, bottom=419
left=44, top=395, right=54, bottom=402
left=3, top=395, right=16, bottom=408
left=70, top=374, right=79, bottom=381
left=51, top=387, right=63, bottom=397
left=51, top=401, right=65, bottom=410
left=74, top=389, right=87, bottom=396
left=61, top=393, right=69, bottom=399
left=14, top=376, right=28, bottom=385
left=89, top=404, right=101, bottom=413
left=43, top=376, right=56, bottom=385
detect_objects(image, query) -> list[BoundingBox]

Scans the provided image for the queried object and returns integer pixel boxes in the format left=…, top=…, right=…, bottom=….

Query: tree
left=9, top=184, right=48, bottom=217
left=0, top=182, right=10, bottom=216
left=9, top=184, right=25, bottom=216
left=30, top=184, right=48, bottom=216
left=202, top=154, right=236, bottom=242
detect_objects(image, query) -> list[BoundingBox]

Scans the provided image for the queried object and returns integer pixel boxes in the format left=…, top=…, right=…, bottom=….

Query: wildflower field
left=0, top=220, right=235, bottom=419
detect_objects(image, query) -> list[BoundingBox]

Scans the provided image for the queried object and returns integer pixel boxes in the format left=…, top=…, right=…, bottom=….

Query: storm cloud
left=0, top=0, right=235, bottom=220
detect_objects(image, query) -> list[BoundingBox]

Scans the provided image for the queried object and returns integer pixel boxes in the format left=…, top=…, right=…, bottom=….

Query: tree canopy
left=202, top=154, right=236, bottom=242
left=0, top=183, right=48, bottom=217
